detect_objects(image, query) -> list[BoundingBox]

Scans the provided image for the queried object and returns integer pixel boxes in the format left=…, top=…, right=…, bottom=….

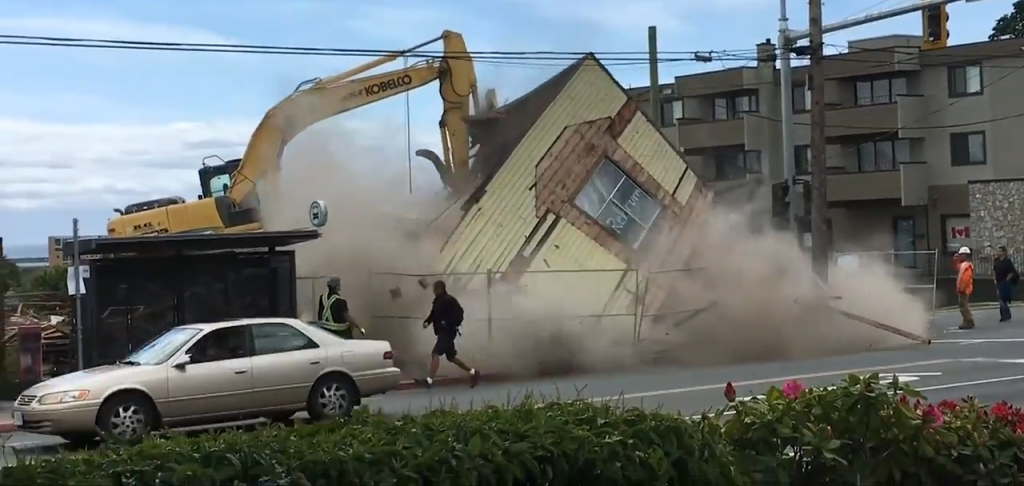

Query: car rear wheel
left=96, top=393, right=156, bottom=443
left=307, top=374, right=357, bottom=421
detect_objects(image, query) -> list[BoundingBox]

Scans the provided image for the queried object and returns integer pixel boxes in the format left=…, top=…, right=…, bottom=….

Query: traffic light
left=921, top=5, right=949, bottom=50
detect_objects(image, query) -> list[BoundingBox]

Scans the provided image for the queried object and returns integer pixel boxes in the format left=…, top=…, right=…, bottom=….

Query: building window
left=715, top=150, right=761, bottom=180
left=857, top=139, right=910, bottom=172
left=659, top=99, right=682, bottom=127
left=731, top=94, right=758, bottom=118
left=948, top=65, right=983, bottom=97
left=713, top=92, right=759, bottom=120
left=795, top=145, right=811, bottom=174
left=713, top=97, right=729, bottom=120
left=52, top=238, right=64, bottom=249
left=943, top=215, right=972, bottom=252
left=574, top=158, right=662, bottom=248
left=949, top=132, right=986, bottom=166
left=854, top=77, right=907, bottom=105
left=792, top=85, right=810, bottom=112
left=741, top=150, right=762, bottom=174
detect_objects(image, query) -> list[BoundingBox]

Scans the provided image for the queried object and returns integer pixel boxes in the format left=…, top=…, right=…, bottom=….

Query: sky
left=0, top=0, right=1016, bottom=254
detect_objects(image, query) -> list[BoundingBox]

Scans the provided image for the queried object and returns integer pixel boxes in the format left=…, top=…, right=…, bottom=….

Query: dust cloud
left=259, top=128, right=930, bottom=380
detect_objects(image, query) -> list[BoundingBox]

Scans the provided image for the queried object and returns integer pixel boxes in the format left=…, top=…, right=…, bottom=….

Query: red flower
left=938, top=399, right=959, bottom=412
left=724, top=381, right=737, bottom=403
left=913, top=399, right=923, bottom=412
left=991, top=401, right=1012, bottom=420
left=922, top=404, right=945, bottom=427
left=897, top=394, right=910, bottom=406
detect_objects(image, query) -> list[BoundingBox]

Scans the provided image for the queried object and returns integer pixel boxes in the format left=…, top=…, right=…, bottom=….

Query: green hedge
left=3, top=374, right=1024, bottom=485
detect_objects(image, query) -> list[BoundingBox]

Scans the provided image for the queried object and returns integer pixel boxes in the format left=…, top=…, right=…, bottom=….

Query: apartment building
left=48, top=235, right=106, bottom=266
left=631, top=35, right=1024, bottom=256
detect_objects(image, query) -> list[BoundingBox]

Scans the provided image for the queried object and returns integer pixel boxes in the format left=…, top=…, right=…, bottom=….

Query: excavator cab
left=198, top=158, right=242, bottom=199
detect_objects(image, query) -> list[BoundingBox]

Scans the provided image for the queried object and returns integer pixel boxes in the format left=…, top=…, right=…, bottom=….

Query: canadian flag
left=950, top=226, right=970, bottom=239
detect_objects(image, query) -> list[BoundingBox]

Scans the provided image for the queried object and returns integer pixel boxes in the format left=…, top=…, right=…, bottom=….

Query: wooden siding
left=435, top=60, right=627, bottom=291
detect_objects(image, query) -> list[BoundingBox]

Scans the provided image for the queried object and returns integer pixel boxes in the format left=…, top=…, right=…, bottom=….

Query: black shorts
left=431, top=334, right=458, bottom=360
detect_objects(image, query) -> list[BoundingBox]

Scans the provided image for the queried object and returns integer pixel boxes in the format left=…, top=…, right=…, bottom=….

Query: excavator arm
left=229, top=30, right=478, bottom=209
left=105, top=30, right=478, bottom=238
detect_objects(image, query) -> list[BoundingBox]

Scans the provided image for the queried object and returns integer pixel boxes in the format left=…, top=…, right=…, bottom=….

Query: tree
left=25, top=266, right=68, bottom=294
left=0, top=255, right=19, bottom=294
left=990, top=0, right=1024, bottom=40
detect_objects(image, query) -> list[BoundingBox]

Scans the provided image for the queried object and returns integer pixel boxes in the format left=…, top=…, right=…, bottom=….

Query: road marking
left=934, top=338, right=1024, bottom=344
left=590, top=359, right=957, bottom=402
left=918, top=375, right=1024, bottom=392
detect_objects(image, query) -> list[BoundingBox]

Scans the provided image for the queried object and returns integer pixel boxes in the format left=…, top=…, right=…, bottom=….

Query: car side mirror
left=172, top=354, right=192, bottom=370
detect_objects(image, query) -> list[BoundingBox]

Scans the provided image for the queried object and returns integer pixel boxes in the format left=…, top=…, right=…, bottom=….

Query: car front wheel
left=307, top=374, right=357, bottom=421
left=96, top=393, right=156, bottom=443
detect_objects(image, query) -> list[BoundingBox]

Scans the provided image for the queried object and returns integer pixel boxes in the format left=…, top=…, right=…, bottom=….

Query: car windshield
left=124, top=327, right=202, bottom=365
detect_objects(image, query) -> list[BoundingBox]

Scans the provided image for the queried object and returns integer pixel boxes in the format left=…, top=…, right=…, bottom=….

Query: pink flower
left=781, top=380, right=805, bottom=399
left=922, top=404, right=945, bottom=427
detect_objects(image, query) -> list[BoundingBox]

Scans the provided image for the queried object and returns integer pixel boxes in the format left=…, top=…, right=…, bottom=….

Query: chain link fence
left=298, top=266, right=715, bottom=349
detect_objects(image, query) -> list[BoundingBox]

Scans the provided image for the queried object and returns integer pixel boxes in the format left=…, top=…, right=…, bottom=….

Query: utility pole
left=808, top=0, right=828, bottom=282
left=648, top=26, right=661, bottom=124
left=777, top=0, right=799, bottom=239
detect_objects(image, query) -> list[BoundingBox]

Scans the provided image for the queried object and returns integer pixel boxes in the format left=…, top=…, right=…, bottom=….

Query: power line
left=0, top=33, right=759, bottom=61
left=747, top=110, right=1024, bottom=130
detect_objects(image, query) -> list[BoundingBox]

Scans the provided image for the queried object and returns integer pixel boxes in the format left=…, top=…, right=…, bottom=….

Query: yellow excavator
left=107, top=30, right=481, bottom=237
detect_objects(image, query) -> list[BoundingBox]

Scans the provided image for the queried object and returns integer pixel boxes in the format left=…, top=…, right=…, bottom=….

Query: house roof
left=460, top=55, right=589, bottom=211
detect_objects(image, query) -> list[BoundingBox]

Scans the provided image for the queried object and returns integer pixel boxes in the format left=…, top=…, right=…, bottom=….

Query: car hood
left=25, top=365, right=149, bottom=395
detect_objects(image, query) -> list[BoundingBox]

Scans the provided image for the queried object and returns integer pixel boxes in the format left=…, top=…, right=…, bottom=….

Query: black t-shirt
left=428, top=293, right=464, bottom=336
left=994, top=258, right=1017, bottom=283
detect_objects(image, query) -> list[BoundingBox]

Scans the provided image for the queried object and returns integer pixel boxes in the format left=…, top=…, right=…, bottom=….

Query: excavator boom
left=105, top=30, right=479, bottom=238
left=229, top=61, right=443, bottom=209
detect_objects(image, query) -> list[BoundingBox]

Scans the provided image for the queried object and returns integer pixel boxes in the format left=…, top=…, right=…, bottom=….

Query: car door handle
left=232, top=369, right=249, bottom=375
left=309, top=361, right=321, bottom=365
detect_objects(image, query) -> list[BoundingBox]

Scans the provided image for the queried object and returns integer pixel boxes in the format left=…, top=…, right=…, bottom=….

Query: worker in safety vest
left=954, top=246, right=975, bottom=330
left=317, top=276, right=365, bottom=339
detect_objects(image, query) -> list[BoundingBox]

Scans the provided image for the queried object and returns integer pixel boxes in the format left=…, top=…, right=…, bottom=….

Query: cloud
left=0, top=16, right=234, bottom=44
left=0, top=112, right=440, bottom=211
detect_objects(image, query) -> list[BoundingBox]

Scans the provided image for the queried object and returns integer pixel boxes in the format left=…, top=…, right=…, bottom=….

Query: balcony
left=827, top=170, right=902, bottom=202
left=677, top=114, right=775, bottom=151
left=825, top=103, right=899, bottom=138
left=677, top=118, right=745, bottom=149
left=822, top=37, right=921, bottom=79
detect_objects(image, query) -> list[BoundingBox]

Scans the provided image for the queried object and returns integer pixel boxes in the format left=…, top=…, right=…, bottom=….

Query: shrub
left=0, top=398, right=744, bottom=485
left=3, top=375, right=1023, bottom=485
left=723, top=373, right=1024, bottom=484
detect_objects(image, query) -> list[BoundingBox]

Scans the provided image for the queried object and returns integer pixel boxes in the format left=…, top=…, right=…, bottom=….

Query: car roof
left=177, top=317, right=303, bottom=331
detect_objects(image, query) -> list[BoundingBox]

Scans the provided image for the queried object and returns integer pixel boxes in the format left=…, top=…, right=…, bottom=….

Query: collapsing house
left=392, top=54, right=714, bottom=333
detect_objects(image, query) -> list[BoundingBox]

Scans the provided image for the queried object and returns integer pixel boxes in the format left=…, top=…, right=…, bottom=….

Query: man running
left=317, top=276, right=365, bottom=339
left=417, top=280, right=480, bottom=388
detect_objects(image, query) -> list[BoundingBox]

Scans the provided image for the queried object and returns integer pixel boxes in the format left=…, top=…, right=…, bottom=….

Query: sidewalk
left=0, top=401, right=13, bottom=433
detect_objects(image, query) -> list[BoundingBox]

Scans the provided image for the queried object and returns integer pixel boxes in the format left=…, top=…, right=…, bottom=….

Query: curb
left=395, top=370, right=574, bottom=391
left=0, top=422, right=15, bottom=434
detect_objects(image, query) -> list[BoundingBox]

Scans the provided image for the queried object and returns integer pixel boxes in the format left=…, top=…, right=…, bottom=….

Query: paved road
left=4, top=307, right=1023, bottom=464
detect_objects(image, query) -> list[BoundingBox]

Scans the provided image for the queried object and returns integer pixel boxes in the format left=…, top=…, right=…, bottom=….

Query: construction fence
left=297, top=265, right=724, bottom=346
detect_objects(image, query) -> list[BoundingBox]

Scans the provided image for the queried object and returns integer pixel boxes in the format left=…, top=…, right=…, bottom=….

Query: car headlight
left=37, top=390, right=90, bottom=405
